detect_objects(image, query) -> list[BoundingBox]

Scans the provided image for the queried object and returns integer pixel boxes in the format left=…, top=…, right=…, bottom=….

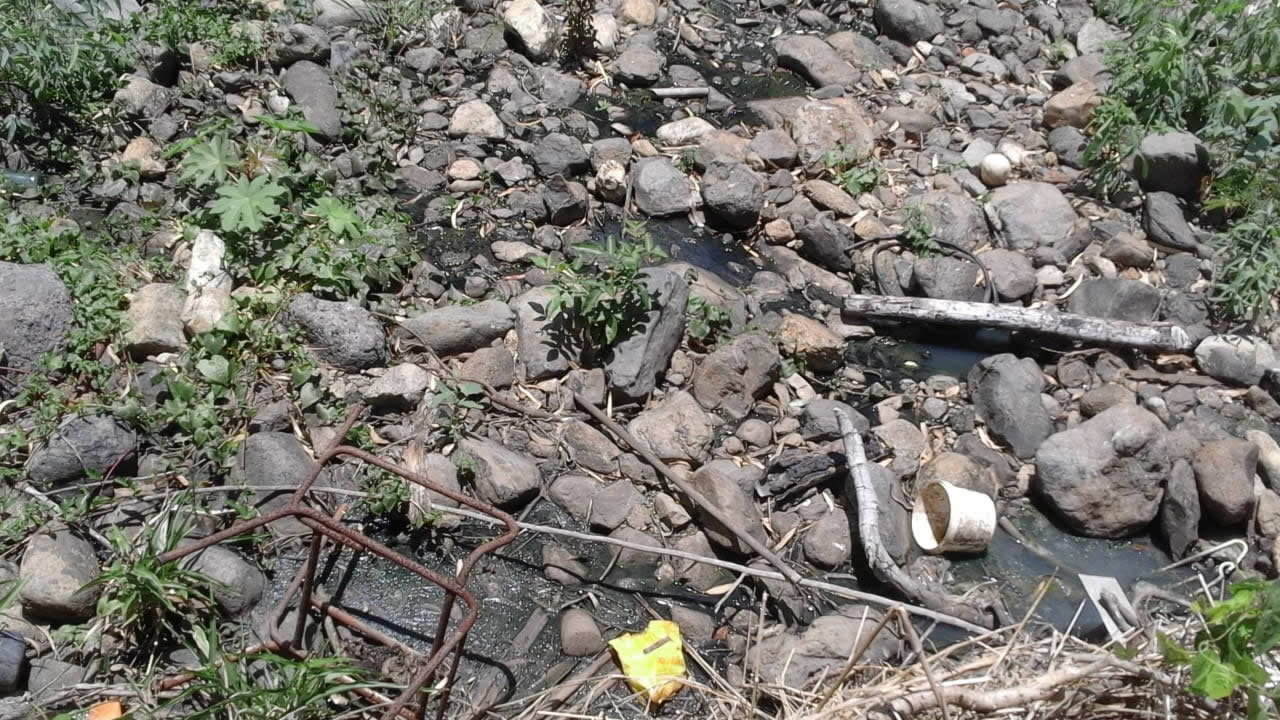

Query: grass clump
left=1088, top=0, right=1280, bottom=323
left=135, top=0, right=267, bottom=68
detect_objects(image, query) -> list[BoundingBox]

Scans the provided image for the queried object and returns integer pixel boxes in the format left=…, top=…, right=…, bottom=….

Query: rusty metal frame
left=158, top=405, right=519, bottom=720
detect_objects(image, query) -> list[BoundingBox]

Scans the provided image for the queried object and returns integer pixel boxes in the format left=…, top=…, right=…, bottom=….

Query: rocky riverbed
left=1, top=0, right=1279, bottom=717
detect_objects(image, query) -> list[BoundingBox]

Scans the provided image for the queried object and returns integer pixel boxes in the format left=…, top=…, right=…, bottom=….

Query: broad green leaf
left=181, top=136, right=240, bottom=187
left=209, top=175, right=287, bottom=233
left=309, top=196, right=363, bottom=238
left=196, top=356, right=231, bottom=385
left=1189, top=648, right=1239, bottom=700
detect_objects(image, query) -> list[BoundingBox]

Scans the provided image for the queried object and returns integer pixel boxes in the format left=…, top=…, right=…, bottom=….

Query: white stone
left=448, top=100, right=505, bottom=140
left=997, top=140, right=1027, bottom=167
left=979, top=153, right=1012, bottom=187
left=504, top=0, right=557, bottom=60
left=596, top=160, right=627, bottom=203
left=655, top=116, right=715, bottom=145
left=182, top=230, right=234, bottom=335
left=592, top=13, right=619, bottom=54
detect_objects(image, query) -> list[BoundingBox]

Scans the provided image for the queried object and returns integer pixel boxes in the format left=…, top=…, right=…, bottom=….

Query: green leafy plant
left=531, top=230, right=668, bottom=362
left=210, top=175, right=288, bottom=233
left=0, top=1, right=135, bottom=144
left=133, top=0, right=266, bottom=68
left=685, top=293, right=732, bottom=349
left=360, top=471, right=411, bottom=518
left=168, top=622, right=385, bottom=720
left=427, top=380, right=487, bottom=443
left=901, top=205, right=939, bottom=257
left=1160, top=579, right=1280, bottom=718
left=822, top=150, right=882, bottom=196
left=560, top=0, right=597, bottom=66
left=89, top=497, right=221, bottom=654
left=674, top=149, right=698, bottom=174
left=1090, top=0, right=1280, bottom=323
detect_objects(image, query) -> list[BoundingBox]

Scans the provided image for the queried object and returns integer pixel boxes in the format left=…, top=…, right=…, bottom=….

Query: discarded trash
left=608, top=619, right=686, bottom=705
left=0, top=170, right=39, bottom=192
left=911, top=480, right=997, bottom=554
left=86, top=701, right=123, bottom=720
left=1079, top=574, right=1138, bottom=643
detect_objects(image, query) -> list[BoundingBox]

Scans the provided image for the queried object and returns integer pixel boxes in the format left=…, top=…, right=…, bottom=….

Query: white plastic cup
left=911, top=480, right=997, bottom=554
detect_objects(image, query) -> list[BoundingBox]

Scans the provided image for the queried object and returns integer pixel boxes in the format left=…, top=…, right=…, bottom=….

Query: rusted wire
left=157, top=405, right=519, bottom=720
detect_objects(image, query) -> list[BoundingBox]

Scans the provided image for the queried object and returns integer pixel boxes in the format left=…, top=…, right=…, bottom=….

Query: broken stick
left=842, top=294, right=1194, bottom=353
left=836, top=408, right=994, bottom=630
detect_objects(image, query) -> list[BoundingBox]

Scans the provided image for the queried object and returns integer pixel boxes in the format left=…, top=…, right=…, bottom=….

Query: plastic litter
left=87, top=701, right=123, bottom=720
left=911, top=479, right=997, bottom=554
left=608, top=619, right=686, bottom=705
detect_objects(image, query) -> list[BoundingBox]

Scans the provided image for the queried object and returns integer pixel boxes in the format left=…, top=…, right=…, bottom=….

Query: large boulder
left=457, top=438, right=541, bottom=509
left=772, top=34, right=857, bottom=88
left=0, top=262, right=72, bottom=374
left=282, top=61, right=341, bottom=142
left=686, top=460, right=767, bottom=553
left=19, top=530, right=101, bottom=622
left=701, top=163, right=764, bottom=230
left=748, top=604, right=898, bottom=687
left=1135, top=131, right=1208, bottom=199
left=233, top=432, right=315, bottom=535
left=604, top=268, right=689, bottom=400
left=874, top=0, right=944, bottom=44
left=904, top=191, right=989, bottom=252
left=1192, top=439, right=1258, bottom=527
left=503, top=0, right=557, bottom=60
left=1034, top=405, right=1171, bottom=537
left=632, top=157, right=694, bottom=217
left=967, top=354, right=1054, bottom=460
left=1195, top=335, right=1278, bottom=386
left=512, top=286, right=574, bottom=381
left=27, top=415, right=137, bottom=488
left=1066, top=278, right=1161, bottom=322
left=748, top=97, right=874, bottom=166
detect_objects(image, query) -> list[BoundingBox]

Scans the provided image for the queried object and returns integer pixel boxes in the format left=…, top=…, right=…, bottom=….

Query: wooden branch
left=842, top=295, right=1194, bottom=353
left=836, top=409, right=994, bottom=630
left=869, top=658, right=1113, bottom=718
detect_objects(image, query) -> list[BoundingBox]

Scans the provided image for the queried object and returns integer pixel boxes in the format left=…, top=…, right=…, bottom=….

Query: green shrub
left=135, top=0, right=266, bottom=67
left=1089, top=0, right=1280, bottom=323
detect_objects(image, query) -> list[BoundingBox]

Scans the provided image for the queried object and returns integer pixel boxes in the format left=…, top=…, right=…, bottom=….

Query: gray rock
left=978, top=249, right=1035, bottom=300
left=26, top=658, right=90, bottom=699
left=614, top=45, right=664, bottom=86
left=286, top=293, right=386, bottom=370
left=512, top=287, right=574, bottom=381
left=19, top=530, right=100, bottom=622
left=802, top=508, right=852, bottom=569
left=549, top=473, right=598, bottom=521
left=1048, top=126, right=1088, bottom=169
left=123, top=283, right=187, bottom=358
left=801, top=398, right=869, bottom=440
left=1066, top=278, right=1161, bottom=322
left=1102, top=232, right=1155, bottom=269
left=562, top=420, right=622, bottom=475
left=778, top=313, right=843, bottom=371
left=793, top=212, right=857, bottom=271
left=1159, top=459, right=1200, bottom=558
left=874, top=0, right=944, bottom=43
left=504, top=0, right=557, bottom=60
left=632, top=157, right=693, bottom=216
left=687, top=460, right=767, bottom=553
left=313, top=0, right=373, bottom=27
left=185, top=546, right=265, bottom=615
left=913, top=256, right=983, bottom=301
left=534, top=67, right=584, bottom=107
left=114, top=74, right=171, bottom=117
left=967, top=354, right=1054, bottom=460
left=803, top=179, right=860, bottom=217
left=773, top=34, right=857, bottom=88
left=665, top=262, right=749, bottom=332
left=1075, top=17, right=1121, bottom=55
left=605, top=268, right=689, bottom=399
left=543, top=176, right=589, bottom=226
left=234, top=432, right=314, bottom=534
left=542, top=543, right=588, bottom=584
left=825, top=30, right=893, bottom=70
left=748, top=129, right=798, bottom=168
left=988, top=182, right=1078, bottom=250
left=1196, top=335, right=1279, bottom=386
left=1079, top=384, right=1136, bottom=417
left=588, top=479, right=643, bottom=531
left=272, top=23, right=331, bottom=64
left=880, top=106, right=938, bottom=135
left=27, top=415, right=136, bottom=488
left=1135, top=132, right=1208, bottom=198
left=873, top=419, right=926, bottom=478
left=1034, top=404, right=1170, bottom=537
left=459, top=346, right=515, bottom=389
left=560, top=609, right=604, bottom=656
left=691, top=332, right=780, bottom=419
left=736, top=418, right=772, bottom=447
left=702, top=163, right=764, bottom=230
left=748, top=97, right=873, bottom=166
left=609, top=526, right=662, bottom=567
left=403, top=47, right=443, bottom=73
left=960, top=52, right=1008, bottom=80
left=530, top=133, right=588, bottom=177
left=1193, top=439, right=1258, bottom=527
left=918, top=452, right=998, bottom=499
left=590, top=137, right=632, bottom=170
left=748, top=604, right=897, bottom=687
left=398, top=300, right=515, bottom=357
left=448, top=100, right=505, bottom=140
left=364, top=364, right=431, bottom=410
left=627, top=390, right=712, bottom=463
left=0, top=262, right=71, bottom=373
left=1053, top=53, right=1108, bottom=90
left=1143, top=192, right=1200, bottom=253
left=282, top=61, right=341, bottom=142
left=458, top=438, right=541, bottom=509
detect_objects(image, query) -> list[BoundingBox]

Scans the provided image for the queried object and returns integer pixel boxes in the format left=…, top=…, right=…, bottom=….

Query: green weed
left=900, top=205, right=939, bottom=257
left=1090, top=0, right=1280, bottom=323
left=560, top=0, right=597, bottom=65
left=1160, top=579, right=1280, bottom=718
left=685, top=294, right=732, bottom=350
left=135, top=0, right=267, bottom=68
left=822, top=149, right=882, bottom=196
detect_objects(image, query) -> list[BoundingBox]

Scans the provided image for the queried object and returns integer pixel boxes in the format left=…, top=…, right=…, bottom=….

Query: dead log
left=842, top=295, right=1194, bottom=353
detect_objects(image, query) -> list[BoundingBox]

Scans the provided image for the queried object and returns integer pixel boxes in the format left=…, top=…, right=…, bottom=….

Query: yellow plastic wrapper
left=608, top=619, right=686, bottom=705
